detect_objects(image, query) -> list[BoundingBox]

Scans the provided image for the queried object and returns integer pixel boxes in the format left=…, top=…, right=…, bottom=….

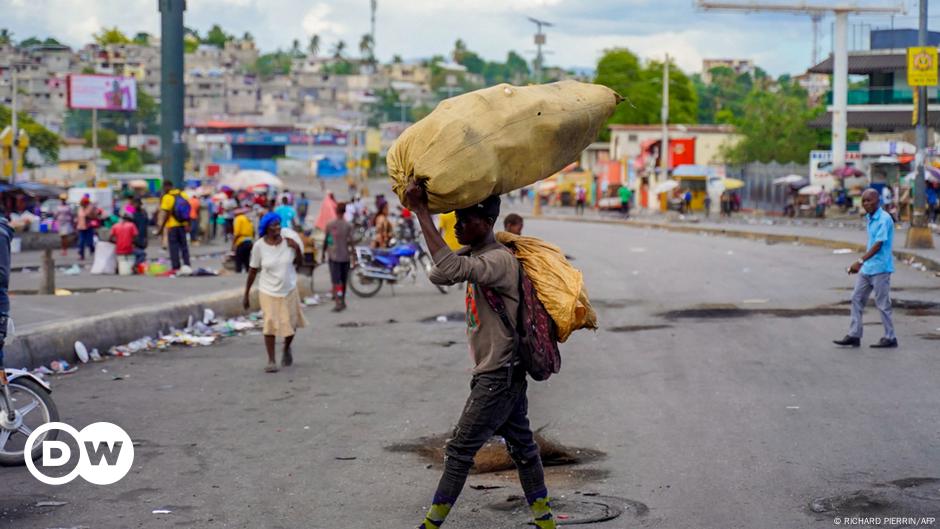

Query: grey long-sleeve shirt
left=429, top=242, right=519, bottom=374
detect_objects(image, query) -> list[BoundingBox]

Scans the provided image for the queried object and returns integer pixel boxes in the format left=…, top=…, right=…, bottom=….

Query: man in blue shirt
left=274, top=197, right=297, bottom=229
left=834, top=188, right=897, bottom=348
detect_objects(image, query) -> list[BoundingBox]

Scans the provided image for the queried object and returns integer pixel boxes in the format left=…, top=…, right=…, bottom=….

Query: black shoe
left=833, top=335, right=860, bottom=347
left=870, top=337, right=898, bottom=348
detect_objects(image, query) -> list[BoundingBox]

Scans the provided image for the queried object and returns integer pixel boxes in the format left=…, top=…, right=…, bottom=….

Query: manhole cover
left=486, top=493, right=646, bottom=525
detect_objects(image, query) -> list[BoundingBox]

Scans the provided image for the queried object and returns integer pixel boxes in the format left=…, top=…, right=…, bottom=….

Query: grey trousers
left=849, top=272, right=896, bottom=340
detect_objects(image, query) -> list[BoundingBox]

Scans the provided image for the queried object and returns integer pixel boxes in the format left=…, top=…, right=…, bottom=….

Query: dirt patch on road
left=659, top=305, right=848, bottom=320
left=607, top=324, right=672, bottom=333
left=386, top=431, right=604, bottom=474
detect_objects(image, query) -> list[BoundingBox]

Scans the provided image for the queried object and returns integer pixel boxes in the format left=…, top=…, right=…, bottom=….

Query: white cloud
left=301, top=3, right=346, bottom=38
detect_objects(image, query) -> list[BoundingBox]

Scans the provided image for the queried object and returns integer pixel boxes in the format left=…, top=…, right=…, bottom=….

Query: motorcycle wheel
left=0, top=378, right=59, bottom=466
left=349, top=266, right=384, bottom=298
left=419, top=254, right=449, bottom=294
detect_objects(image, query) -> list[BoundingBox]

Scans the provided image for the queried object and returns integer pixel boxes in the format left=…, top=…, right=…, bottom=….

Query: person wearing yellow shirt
left=231, top=207, right=255, bottom=273
left=438, top=211, right=461, bottom=251
left=156, top=181, right=191, bottom=271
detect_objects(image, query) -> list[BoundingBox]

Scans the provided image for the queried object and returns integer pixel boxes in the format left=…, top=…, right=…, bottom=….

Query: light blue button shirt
left=861, top=207, right=894, bottom=275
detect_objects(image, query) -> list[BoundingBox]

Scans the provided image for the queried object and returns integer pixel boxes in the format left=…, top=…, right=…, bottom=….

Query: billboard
left=67, top=74, right=137, bottom=111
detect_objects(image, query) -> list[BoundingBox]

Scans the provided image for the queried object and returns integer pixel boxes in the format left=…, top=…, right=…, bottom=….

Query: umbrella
left=798, top=184, right=824, bottom=196
left=773, top=174, right=807, bottom=185
left=128, top=179, right=148, bottom=189
left=722, top=178, right=745, bottom=190
left=218, top=170, right=284, bottom=191
left=653, top=180, right=679, bottom=194
left=902, top=171, right=940, bottom=184
left=832, top=166, right=865, bottom=178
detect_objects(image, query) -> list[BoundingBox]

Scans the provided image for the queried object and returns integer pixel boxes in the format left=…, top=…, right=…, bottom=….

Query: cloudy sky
left=0, top=0, right=924, bottom=76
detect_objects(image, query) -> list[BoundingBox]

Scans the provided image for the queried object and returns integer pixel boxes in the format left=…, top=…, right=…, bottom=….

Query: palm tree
left=359, top=34, right=374, bottom=63
left=291, top=38, right=302, bottom=57
left=331, top=40, right=346, bottom=59
left=0, top=29, right=13, bottom=46
left=308, top=34, right=320, bottom=56
left=452, top=38, right=467, bottom=62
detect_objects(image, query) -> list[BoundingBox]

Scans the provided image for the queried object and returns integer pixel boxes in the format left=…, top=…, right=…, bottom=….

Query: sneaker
left=870, top=337, right=898, bottom=348
left=833, top=335, right=860, bottom=347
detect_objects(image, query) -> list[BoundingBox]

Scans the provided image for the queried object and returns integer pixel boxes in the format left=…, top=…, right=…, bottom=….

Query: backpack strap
left=479, top=258, right=525, bottom=359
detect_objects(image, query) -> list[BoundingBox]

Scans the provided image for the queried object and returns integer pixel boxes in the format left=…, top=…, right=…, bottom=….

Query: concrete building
left=702, top=58, right=755, bottom=83
left=609, top=124, right=740, bottom=166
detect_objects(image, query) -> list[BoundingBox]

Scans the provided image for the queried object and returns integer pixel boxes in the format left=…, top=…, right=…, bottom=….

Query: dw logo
left=24, top=422, right=134, bottom=485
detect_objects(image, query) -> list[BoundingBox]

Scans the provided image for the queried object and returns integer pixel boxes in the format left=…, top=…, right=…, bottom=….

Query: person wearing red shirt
left=110, top=213, right=144, bottom=268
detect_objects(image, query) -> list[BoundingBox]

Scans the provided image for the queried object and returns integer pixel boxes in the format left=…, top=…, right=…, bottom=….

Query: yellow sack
left=388, top=80, right=621, bottom=213
left=496, top=231, right=597, bottom=342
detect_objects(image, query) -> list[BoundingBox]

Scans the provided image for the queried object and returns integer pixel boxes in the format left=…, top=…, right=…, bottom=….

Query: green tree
left=594, top=48, right=659, bottom=126
left=722, top=78, right=821, bottom=164
left=645, top=59, right=698, bottom=124
left=18, top=37, right=42, bottom=48
left=0, top=29, right=13, bottom=45
left=205, top=24, right=232, bottom=48
left=249, top=51, right=293, bottom=78
left=43, top=37, right=63, bottom=46
left=64, top=90, right=159, bottom=138
left=291, top=38, right=302, bottom=58
left=133, top=32, right=152, bottom=45
left=94, top=27, right=130, bottom=45
left=0, top=105, right=61, bottom=163
left=308, top=34, right=320, bottom=56
left=359, top=34, right=374, bottom=63
left=83, top=128, right=118, bottom=151
left=331, top=40, right=346, bottom=59
left=392, top=54, right=403, bottom=64
left=103, top=148, right=143, bottom=173
left=243, top=31, right=254, bottom=42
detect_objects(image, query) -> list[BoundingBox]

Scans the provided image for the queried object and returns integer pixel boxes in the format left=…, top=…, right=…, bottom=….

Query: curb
left=5, top=282, right=313, bottom=370
left=536, top=214, right=940, bottom=273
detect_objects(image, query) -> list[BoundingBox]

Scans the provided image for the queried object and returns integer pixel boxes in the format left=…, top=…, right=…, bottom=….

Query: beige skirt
left=259, top=289, right=308, bottom=337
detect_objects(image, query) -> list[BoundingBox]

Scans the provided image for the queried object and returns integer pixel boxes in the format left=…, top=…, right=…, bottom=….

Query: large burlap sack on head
left=496, top=231, right=597, bottom=342
left=389, top=80, right=621, bottom=213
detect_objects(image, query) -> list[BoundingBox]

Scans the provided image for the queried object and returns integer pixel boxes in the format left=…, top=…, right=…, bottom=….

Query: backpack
left=481, top=253, right=561, bottom=381
left=171, top=194, right=191, bottom=223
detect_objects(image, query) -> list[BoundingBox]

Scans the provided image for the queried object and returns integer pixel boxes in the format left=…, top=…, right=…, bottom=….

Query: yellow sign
left=908, top=47, right=938, bottom=86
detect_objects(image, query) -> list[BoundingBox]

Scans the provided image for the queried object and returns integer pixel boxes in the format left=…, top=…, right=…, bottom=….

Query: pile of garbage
left=31, top=309, right=264, bottom=377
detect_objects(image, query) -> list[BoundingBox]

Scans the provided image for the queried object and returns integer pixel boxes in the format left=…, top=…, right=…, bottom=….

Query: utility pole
left=527, top=16, right=553, bottom=84
left=159, top=0, right=186, bottom=189
left=370, top=0, right=377, bottom=56
left=10, top=67, right=17, bottom=183
left=908, top=0, right=935, bottom=249
left=654, top=54, right=669, bottom=211
left=811, top=13, right=823, bottom=65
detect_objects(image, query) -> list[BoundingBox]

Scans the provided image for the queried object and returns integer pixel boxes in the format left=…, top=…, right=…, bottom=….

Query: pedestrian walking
left=131, top=197, right=149, bottom=267
left=704, top=193, right=712, bottom=218
left=323, top=202, right=355, bottom=312
left=404, top=184, right=558, bottom=529
left=683, top=190, right=692, bottom=214
left=574, top=184, right=586, bottom=216
left=157, top=181, right=192, bottom=272
left=187, top=193, right=201, bottom=243
left=76, top=195, right=101, bottom=261
left=504, top=213, right=524, bottom=235
left=926, top=183, right=938, bottom=224
left=372, top=202, right=393, bottom=249
left=222, top=190, right=238, bottom=242
left=618, top=185, right=632, bottom=218
left=274, top=196, right=297, bottom=229
left=816, top=186, right=832, bottom=218
left=834, top=189, right=897, bottom=349
left=243, top=213, right=306, bottom=372
left=53, top=195, right=74, bottom=256
left=296, top=192, right=310, bottom=228
left=232, top=208, right=255, bottom=273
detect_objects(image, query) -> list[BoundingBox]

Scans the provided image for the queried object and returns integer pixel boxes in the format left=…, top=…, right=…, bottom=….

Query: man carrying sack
left=404, top=182, right=556, bottom=529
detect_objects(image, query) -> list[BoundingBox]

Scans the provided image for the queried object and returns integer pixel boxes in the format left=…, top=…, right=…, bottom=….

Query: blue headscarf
left=258, top=212, right=281, bottom=237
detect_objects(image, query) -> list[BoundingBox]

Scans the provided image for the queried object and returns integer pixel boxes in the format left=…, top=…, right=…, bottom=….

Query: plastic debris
left=89, top=348, right=102, bottom=362
left=203, top=308, right=215, bottom=325
left=74, top=341, right=89, bottom=363
left=152, top=509, right=172, bottom=514
left=436, top=315, right=448, bottom=323
left=832, top=248, right=854, bottom=254
left=35, top=501, right=68, bottom=507
left=63, top=264, right=82, bottom=276
left=49, top=360, right=77, bottom=374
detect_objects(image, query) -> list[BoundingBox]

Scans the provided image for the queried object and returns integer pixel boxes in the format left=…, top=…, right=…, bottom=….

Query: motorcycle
left=349, top=242, right=449, bottom=298
left=0, top=368, right=58, bottom=466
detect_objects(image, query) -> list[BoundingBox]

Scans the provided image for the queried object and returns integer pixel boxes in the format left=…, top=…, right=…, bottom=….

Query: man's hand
left=848, top=260, right=862, bottom=274
left=242, top=293, right=251, bottom=310
left=404, top=181, right=429, bottom=213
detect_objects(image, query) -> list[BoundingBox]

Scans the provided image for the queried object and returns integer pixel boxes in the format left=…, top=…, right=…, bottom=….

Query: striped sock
left=527, top=489, right=556, bottom=529
left=417, top=493, right=455, bottom=529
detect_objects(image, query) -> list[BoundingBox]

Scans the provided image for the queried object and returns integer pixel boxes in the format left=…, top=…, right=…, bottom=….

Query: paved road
left=4, top=218, right=940, bottom=529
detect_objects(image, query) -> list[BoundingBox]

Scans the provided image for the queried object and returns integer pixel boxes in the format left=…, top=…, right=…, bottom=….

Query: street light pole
left=159, top=0, right=186, bottom=189
left=908, top=0, right=935, bottom=249
left=654, top=53, right=669, bottom=211
left=10, top=67, right=17, bottom=183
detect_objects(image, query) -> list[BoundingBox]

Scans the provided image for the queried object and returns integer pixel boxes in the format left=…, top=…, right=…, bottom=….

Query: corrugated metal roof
left=808, top=52, right=906, bottom=74
left=809, top=109, right=940, bottom=132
